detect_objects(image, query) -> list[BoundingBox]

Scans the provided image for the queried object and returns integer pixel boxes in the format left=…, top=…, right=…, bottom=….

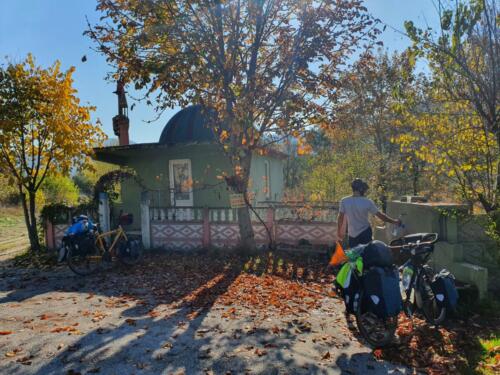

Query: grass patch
left=459, top=297, right=500, bottom=374
left=0, top=206, right=24, bottom=229
left=478, top=335, right=500, bottom=374
left=463, top=334, right=500, bottom=375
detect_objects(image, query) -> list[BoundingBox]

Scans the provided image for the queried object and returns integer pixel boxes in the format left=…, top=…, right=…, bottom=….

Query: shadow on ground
left=2, top=250, right=397, bottom=374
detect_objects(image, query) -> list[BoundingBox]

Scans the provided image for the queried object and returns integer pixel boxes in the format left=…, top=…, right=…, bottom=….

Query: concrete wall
left=458, top=215, right=500, bottom=293
left=374, top=201, right=492, bottom=298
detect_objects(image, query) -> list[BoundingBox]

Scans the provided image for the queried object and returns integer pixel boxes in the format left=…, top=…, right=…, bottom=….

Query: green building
left=94, top=105, right=286, bottom=229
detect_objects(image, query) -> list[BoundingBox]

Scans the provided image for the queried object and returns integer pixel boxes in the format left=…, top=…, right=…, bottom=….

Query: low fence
left=45, top=220, right=70, bottom=250
left=44, top=203, right=339, bottom=251
left=144, top=204, right=338, bottom=251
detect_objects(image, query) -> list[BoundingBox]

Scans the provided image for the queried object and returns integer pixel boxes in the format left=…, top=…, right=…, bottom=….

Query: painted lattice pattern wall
left=209, top=224, right=269, bottom=248
left=151, top=223, right=203, bottom=250
left=275, top=223, right=335, bottom=245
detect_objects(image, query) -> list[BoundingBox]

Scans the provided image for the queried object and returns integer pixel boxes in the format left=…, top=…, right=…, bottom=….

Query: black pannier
left=362, top=266, right=402, bottom=319
left=339, top=272, right=362, bottom=314
left=64, top=232, right=95, bottom=257
left=362, top=240, right=394, bottom=268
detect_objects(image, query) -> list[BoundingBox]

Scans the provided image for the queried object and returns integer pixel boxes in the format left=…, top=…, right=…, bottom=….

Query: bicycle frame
left=95, top=225, right=128, bottom=256
left=400, top=248, right=435, bottom=316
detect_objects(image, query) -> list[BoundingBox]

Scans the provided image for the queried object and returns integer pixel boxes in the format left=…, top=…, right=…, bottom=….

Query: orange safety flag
left=329, top=241, right=348, bottom=266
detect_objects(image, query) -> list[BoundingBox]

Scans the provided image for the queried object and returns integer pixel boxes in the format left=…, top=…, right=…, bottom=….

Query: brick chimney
left=113, top=115, right=130, bottom=146
left=113, top=79, right=130, bottom=146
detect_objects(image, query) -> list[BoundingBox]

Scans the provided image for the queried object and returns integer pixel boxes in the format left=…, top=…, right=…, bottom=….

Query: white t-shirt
left=339, top=196, right=379, bottom=238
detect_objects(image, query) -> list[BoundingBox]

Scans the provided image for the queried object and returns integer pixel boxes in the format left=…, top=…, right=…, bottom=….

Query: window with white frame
left=169, top=159, right=193, bottom=206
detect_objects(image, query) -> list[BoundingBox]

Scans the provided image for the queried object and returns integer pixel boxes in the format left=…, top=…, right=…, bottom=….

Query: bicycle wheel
left=419, top=266, right=446, bottom=325
left=67, top=239, right=102, bottom=276
left=116, top=238, right=143, bottom=266
left=355, top=291, right=398, bottom=347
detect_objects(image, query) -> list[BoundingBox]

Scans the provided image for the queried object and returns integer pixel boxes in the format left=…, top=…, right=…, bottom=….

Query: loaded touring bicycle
left=333, top=233, right=458, bottom=347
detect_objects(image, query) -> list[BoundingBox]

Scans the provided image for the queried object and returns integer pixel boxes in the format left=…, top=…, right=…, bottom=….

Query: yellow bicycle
left=63, top=223, right=143, bottom=276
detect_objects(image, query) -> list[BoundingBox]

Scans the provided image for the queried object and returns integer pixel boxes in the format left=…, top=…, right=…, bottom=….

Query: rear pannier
left=362, top=266, right=402, bottom=318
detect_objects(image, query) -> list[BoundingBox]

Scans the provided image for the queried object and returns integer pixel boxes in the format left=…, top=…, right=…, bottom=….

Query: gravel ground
left=0, top=253, right=416, bottom=375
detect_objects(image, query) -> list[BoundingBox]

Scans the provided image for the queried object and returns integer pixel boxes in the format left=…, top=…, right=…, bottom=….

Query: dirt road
left=0, top=252, right=414, bottom=375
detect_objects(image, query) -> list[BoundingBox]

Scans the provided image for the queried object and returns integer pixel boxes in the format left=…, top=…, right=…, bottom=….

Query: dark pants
left=348, top=227, right=373, bottom=248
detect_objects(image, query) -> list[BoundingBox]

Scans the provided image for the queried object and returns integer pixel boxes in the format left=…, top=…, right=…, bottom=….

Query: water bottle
left=402, top=265, right=414, bottom=291
left=392, top=215, right=405, bottom=237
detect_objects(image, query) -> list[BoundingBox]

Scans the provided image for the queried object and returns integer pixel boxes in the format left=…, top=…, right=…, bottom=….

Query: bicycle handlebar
left=388, top=233, right=438, bottom=251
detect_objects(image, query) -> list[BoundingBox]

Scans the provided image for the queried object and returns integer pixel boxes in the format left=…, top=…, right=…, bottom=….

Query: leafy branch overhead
left=88, top=0, right=381, bottom=154
left=88, top=0, right=381, bottom=250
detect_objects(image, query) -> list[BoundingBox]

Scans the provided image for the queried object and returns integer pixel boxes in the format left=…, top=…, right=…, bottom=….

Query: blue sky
left=0, top=0, right=439, bottom=143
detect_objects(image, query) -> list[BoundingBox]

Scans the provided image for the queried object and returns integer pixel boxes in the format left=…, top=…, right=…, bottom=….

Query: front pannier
left=431, top=269, right=458, bottom=310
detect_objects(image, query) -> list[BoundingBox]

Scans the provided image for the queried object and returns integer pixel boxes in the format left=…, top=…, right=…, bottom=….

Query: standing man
left=337, top=178, right=401, bottom=247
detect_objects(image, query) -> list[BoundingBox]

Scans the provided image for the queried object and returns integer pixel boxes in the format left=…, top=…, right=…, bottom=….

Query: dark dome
left=159, top=105, right=216, bottom=144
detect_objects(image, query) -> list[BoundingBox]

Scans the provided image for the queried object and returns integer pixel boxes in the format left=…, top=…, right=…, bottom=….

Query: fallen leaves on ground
left=3, top=250, right=496, bottom=374
left=374, top=314, right=500, bottom=374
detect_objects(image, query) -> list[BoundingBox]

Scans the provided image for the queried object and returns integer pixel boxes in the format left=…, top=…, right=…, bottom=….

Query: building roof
left=94, top=105, right=288, bottom=163
left=159, top=105, right=216, bottom=144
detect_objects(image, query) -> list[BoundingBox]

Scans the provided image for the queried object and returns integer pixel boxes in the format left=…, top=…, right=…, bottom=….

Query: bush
left=40, top=174, right=79, bottom=206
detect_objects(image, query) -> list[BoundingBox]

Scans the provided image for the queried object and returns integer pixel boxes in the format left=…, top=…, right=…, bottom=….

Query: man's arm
left=375, top=211, right=401, bottom=226
left=337, top=211, right=345, bottom=240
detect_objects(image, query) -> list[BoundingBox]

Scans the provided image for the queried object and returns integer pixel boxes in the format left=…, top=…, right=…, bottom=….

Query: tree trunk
left=378, top=163, right=387, bottom=212
left=28, top=191, right=40, bottom=251
left=234, top=153, right=257, bottom=253
left=19, top=185, right=40, bottom=252
left=237, top=203, right=257, bottom=252
left=412, top=163, right=419, bottom=196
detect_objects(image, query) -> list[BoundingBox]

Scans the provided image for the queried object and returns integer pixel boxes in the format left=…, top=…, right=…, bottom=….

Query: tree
left=73, top=160, right=117, bottom=197
left=394, top=78, right=498, bottom=209
left=0, top=55, right=106, bottom=251
left=41, top=174, right=80, bottom=206
left=404, top=0, right=499, bottom=212
left=88, top=0, right=380, bottom=250
left=327, top=50, right=421, bottom=209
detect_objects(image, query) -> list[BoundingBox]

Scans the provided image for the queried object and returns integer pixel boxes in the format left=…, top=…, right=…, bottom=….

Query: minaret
left=112, top=79, right=130, bottom=146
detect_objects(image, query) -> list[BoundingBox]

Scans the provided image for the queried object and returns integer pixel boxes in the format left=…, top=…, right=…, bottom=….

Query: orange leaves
left=50, top=323, right=80, bottom=333
left=254, top=348, right=267, bottom=357
left=219, top=130, right=229, bottom=142
left=216, top=273, right=324, bottom=317
left=296, top=137, right=313, bottom=156
left=221, top=307, right=237, bottom=319
left=147, top=310, right=161, bottom=318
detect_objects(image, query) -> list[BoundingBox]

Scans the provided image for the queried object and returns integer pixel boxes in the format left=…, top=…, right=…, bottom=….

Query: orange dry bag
left=329, top=241, right=348, bottom=266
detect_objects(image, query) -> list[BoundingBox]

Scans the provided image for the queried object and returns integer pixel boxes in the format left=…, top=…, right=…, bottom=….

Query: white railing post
left=141, top=191, right=151, bottom=249
left=98, top=192, right=110, bottom=233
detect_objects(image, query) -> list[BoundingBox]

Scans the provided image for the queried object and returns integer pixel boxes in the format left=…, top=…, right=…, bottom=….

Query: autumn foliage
left=87, top=0, right=381, bottom=250
left=0, top=55, right=106, bottom=251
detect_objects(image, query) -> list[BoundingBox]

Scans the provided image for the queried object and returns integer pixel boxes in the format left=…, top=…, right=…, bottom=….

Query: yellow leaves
left=296, top=137, right=312, bottom=156
left=219, top=130, right=229, bottom=142
left=297, top=144, right=312, bottom=156
left=0, top=55, right=106, bottom=190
